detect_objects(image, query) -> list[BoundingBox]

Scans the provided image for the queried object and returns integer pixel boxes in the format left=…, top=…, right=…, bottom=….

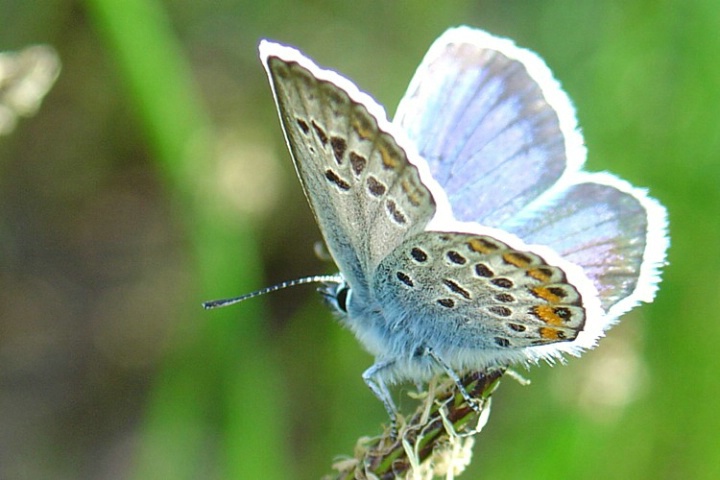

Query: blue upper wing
left=502, top=175, right=668, bottom=319
left=394, top=27, right=585, bottom=227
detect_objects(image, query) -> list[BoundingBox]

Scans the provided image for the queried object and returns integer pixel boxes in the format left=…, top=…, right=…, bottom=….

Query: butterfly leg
left=362, top=360, right=399, bottom=431
left=425, top=348, right=481, bottom=414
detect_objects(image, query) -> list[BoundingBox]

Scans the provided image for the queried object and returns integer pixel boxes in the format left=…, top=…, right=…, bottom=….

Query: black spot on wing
left=311, top=120, right=328, bottom=145
left=366, top=176, right=386, bottom=197
left=494, top=293, right=515, bottom=303
left=325, top=169, right=350, bottom=191
left=446, top=250, right=467, bottom=265
left=386, top=199, right=406, bottom=224
left=396, top=271, right=414, bottom=287
left=330, top=136, right=347, bottom=164
left=488, top=306, right=512, bottom=317
left=296, top=118, right=309, bottom=134
left=442, top=279, right=471, bottom=299
left=494, top=337, right=510, bottom=347
left=349, top=151, right=367, bottom=175
left=410, top=247, right=428, bottom=262
left=437, top=298, right=455, bottom=308
left=491, top=278, right=514, bottom=289
left=474, top=263, right=494, bottom=278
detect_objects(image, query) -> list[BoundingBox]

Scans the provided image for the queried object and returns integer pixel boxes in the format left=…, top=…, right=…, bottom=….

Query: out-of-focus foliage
left=0, top=1, right=716, bottom=479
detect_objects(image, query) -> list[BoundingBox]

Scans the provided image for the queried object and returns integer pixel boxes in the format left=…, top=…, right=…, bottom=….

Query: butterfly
left=207, top=26, right=668, bottom=422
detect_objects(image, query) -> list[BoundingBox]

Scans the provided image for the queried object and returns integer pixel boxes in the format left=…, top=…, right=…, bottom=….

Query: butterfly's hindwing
left=374, top=231, right=588, bottom=353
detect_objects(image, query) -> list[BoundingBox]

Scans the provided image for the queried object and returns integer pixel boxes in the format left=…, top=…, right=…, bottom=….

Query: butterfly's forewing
left=394, top=27, right=585, bottom=227
left=503, top=173, right=668, bottom=321
left=260, top=42, right=438, bottom=290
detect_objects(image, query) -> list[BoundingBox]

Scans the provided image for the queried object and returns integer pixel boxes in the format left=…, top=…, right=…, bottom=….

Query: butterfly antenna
left=202, top=274, right=343, bottom=310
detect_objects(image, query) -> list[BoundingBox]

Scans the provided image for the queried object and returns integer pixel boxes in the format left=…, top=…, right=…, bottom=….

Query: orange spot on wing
left=502, top=252, right=532, bottom=268
left=527, top=267, right=552, bottom=282
left=468, top=238, right=499, bottom=254
left=531, top=286, right=563, bottom=304
left=539, top=327, right=565, bottom=341
left=351, top=118, right=373, bottom=140
left=532, top=305, right=565, bottom=326
left=401, top=179, right=422, bottom=206
left=379, top=143, right=400, bottom=170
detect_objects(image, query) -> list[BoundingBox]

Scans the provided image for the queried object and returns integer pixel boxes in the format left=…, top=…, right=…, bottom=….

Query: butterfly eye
left=316, top=279, right=351, bottom=314
left=334, top=284, right=350, bottom=313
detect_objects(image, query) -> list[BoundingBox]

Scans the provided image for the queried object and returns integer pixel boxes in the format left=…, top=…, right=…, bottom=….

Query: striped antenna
left=202, top=274, right=343, bottom=309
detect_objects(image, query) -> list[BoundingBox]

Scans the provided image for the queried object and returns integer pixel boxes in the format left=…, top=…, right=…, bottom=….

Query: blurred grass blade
left=84, top=0, right=288, bottom=478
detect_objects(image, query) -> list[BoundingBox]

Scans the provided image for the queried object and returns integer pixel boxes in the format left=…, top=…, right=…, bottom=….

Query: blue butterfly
left=208, top=26, right=668, bottom=423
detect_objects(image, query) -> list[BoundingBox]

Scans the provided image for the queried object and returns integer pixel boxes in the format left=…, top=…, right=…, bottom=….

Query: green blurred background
left=0, top=0, right=716, bottom=478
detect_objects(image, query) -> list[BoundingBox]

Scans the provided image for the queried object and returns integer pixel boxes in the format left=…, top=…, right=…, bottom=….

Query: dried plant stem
left=327, top=368, right=505, bottom=480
